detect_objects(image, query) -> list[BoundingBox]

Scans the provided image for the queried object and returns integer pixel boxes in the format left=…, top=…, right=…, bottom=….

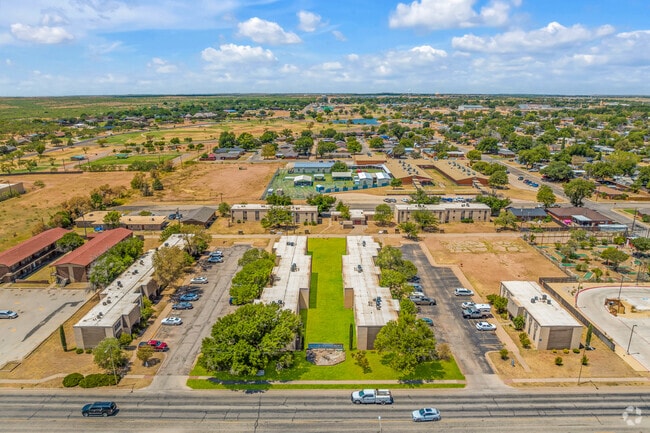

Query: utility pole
left=626, top=324, right=637, bottom=355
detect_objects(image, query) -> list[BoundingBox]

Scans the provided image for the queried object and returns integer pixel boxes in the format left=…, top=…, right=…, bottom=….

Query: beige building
left=230, top=204, right=318, bottom=225
left=395, top=202, right=491, bottom=224
left=500, top=281, right=582, bottom=350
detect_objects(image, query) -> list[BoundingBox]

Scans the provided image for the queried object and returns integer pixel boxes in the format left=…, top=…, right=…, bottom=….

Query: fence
left=539, top=277, right=616, bottom=351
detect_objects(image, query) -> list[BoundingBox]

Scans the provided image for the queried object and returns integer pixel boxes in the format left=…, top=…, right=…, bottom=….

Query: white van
left=474, top=304, right=491, bottom=314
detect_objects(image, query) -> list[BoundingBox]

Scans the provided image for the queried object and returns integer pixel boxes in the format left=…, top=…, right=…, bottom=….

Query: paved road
left=577, top=286, right=650, bottom=370
left=0, top=389, right=647, bottom=432
left=400, top=244, right=504, bottom=391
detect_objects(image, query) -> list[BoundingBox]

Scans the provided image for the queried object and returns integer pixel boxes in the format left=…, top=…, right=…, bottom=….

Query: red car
left=146, top=339, right=169, bottom=352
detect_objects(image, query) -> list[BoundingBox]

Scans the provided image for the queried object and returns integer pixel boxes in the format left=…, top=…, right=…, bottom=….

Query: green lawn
left=303, top=238, right=354, bottom=346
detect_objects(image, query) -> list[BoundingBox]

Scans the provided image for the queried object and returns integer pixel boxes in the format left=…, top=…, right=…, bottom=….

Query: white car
left=412, top=407, right=441, bottom=422
left=190, top=276, right=208, bottom=284
left=161, top=317, right=183, bottom=326
left=476, top=321, right=496, bottom=331
left=461, top=301, right=475, bottom=309
left=454, top=287, right=474, bottom=296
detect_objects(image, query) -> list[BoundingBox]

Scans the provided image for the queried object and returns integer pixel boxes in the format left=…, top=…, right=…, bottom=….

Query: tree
left=219, top=131, right=237, bottom=148
left=316, top=140, right=337, bottom=156
left=261, top=206, right=293, bottom=229
left=368, top=136, right=384, bottom=149
left=494, top=210, right=518, bottom=231
left=599, top=247, right=629, bottom=270
left=218, top=202, right=231, bottom=217
left=179, top=224, right=212, bottom=257
left=379, top=269, right=407, bottom=297
left=306, top=194, right=336, bottom=213
left=513, top=315, right=525, bottom=330
left=137, top=345, right=155, bottom=367
left=103, top=211, right=121, bottom=229
left=153, top=245, right=192, bottom=288
left=373, top=204, right=393, bottom=226
left=293, top=136, right=313, bottom=155
left=200, top=302, right=302, bottom=376
left=390, top=178, right=403, bottom=189
left=630, top=237, right=650, bottom=256
left=261, top=143, right=276, bottom=159
left=331, top=160, right=348, bottom=172
left=476, top=137, right=499, bottom=154
left=467, top=149, right=482, bottom=162
left=266, top=193, right=292, bottom=206
left=411, top=209, right=438, bottom=232
left=540, top=161, right=573, bottom=182
left=398, top=221, right=420, bottom=240
left=563, top=178, right=596, bottom=207
left=488, top=170, right=509, bottom=188
left=93, top=337, right=127, bottom=372
left=374, top=299, right=436, bottom=374
left=336, top=201, right=350, bottom=220
left=131, top=173, right=146, bottom=190
left=237, top=132, right=258, bottom=150
left=346, top=137, right=362, bottom=154
left=536, top=185, right=556, bottom=208
left=56, top=232, right=85, bottom=252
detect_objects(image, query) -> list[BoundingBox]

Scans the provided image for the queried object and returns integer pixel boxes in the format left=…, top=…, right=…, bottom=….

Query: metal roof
left=0, top=228, right=70, bottom=267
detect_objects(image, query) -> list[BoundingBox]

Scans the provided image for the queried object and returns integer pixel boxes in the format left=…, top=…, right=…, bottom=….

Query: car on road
left=401, top=198, right=410, bottom=202
left=172, top=301, right=193, bottom=310
left=454, top=287, right=474, bottom=296
left=476, top=321, right=496, bottom=331
left=0, top=309, right=18, bottom=319
left=190, top=276, right=208, bottom=284
left=461, top=301, right=476, bottom=309
left=179, top=293, right=200, bottom=302
left=517, top=176, right=524, bottom=181
left=81, top=401, right=118, bottom=417
left=207, top=256, right=223, bottom=263
left=145, top=340, right=168, bottom=352
left=420, top=317, right=434, bottom=326
left=412, top=407, right=441, bottom=422
left=161, top=317, right=183, bottom=326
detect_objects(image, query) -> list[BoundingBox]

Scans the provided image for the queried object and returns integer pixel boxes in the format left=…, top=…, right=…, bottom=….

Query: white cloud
left=332, top=30, right=346, bottom=42
left=5, top=59, right=12, bottom=66
left=280, top=64, right=299, bottom=74
left=321, top=62, right=343, bottom=71
left=237, top=17, right=301, bottom=45
left=10, top=23, right=74, bottom=44
left=201, top=43, right=276, bottom=69
left=148, top=57, right=178, bottom=74
left=297, top=11, right=321, bottom=32
left=389, top=0, right=518, bottom=30
left=452, top=22, right=615, bottom=53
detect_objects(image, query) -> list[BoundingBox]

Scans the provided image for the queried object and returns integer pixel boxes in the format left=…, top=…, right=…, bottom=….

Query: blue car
left=179, top=293, right=200, bottom=302
left=172, top=302, right=193, bottom=310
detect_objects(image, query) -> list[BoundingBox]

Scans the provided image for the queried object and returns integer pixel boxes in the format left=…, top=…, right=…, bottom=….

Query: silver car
left=0, top=310, right=18, bottom=319
left=412, top=407, right=441, bottom=422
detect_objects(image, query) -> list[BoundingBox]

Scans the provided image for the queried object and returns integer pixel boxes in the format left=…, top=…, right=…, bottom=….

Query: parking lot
left=151, top=245, right=250, bottom=377
left=0, top=288, right=87, bottom=368
left=401, top=245, right=502, bottom=375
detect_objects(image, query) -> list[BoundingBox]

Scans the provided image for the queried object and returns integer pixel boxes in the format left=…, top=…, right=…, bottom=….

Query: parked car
left=401, top=198, right=410, bottom=202
left=207, top=256, right=223, bottom=263
left=517, top=176, right=524, bottom=181
left=146, top=340, right=168, bottom=352
left=179, top=293, right=200, bottom=302
left=81, top=401, right=118, bottom=417
left=461, top=301, right=476, bottom=309
left=172, top=302, right=193, bottom=310
left=350, top=389, right=393, bottom=404
left=476, top=321, right=497, bottom=331
left=407, top=275, right=421, bottom=283
left=463, top=308, right=488, bottom=319
left=454, top=287, right=474, bottom=296
left=0, top=309, right=18, bottom=319
left=161, top=317, right=183, bottom=326
left=412, top=407, right=441, bottom=422
left=411, top=296, right=436, bottom=306
left=420, top=317, right=434, bottom=326
left=190, top=276, right=208, bottom=284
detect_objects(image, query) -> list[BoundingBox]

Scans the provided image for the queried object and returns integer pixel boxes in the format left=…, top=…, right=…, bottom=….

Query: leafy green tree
left=379, top=269, right=407, bottom=296
left=390, top=178, right=403, bottom=188
left=151, top=177, right=163, bottom=191
left=336, top=201, right=351, bottom=220
left=412, top=209, right=438, bottom=232
left=488, top=170, right=509, bottom=188
left=89, top=254, right=128, bottom=288
left=179, top=224, right=212, bottom=257
left=494, top=210, right=519, bottom=231
left=513, top=315, right=525, bottom=330
left=261, top=206, right=293, bottom=229
left=93, top=337, right=127, bottom=372
left=536, top=185, right=556, bottom=208
left=219, top=131, right=237, bottom=148
left=346, top=137, right=362, bottom=154
left=130, top=173, right=146, bottom=190
left=137, top=345, right=154, bottom=367
left=540, top=161, right=573, bottom=182
left=306, top=194, right=336, bottom=213
left=293, top=136, right=313, bottom=154
left=238, top=248, right=275, bottom=267
left=152, top=245, right=192, bottom=288
left=467, top=149, right=482, bottom=162
left=237, top=132, right=258, bottom=150
left=599, top=247, right=629, bottom=270
left=476, top=195, right=511, bottom=216
left=56, top=232, right=85, bottom=252
left=266, top=193, right=292, bottom=206
left=398, top=221, right=420, bottom=240
left=409, top=188, right=440, bottom=205
left=218, top=202, right=231, bottom=217
left=261, top=143, right=276, bottom=159
left=368, top=137, right=384, bottom=148
left=476, top=137, right=499, bottom=154
left=200, top=303, right=302, bottom=376
left=103, top=211, right=121, bottom=229
left=317, top=140, right=337, bottom=156
left=331, top=161, right=348, bottom=172
left=563, top=178, right=596, bottom=207
left=373, top=203, right=393, bottom=226
left=374, top=299, right=436, bottom=374
left=630, top=237, right=650, bottom=256
left=259, top=130, right=278, bottom=144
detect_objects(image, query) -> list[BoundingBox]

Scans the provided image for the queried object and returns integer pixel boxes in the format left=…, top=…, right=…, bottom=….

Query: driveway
left=400, top=244, right=504, bottom=388
left=576, top=286, right=650, bottom=370
left=148, top=245, right=249, bottom=388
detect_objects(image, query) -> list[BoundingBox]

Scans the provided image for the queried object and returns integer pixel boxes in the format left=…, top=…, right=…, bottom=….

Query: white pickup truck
left=350, top=389, right=394, bottom=404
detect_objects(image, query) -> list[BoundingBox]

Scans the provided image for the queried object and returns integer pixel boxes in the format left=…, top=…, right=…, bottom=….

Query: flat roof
left=344, top=236, right=398, bottom=327
left=395, top=202, right=490, bottom=211
left=231, top=204, right=318, bottom=212
left=75, top=234, right=186, bottom=328
left=261, top=236, right=311, bottom=314
left=501, top=281, right=581, bottom=328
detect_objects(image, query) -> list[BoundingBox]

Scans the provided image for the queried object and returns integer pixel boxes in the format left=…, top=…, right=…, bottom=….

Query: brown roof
left=0, top=228, right=70, bottom=267
left=53, top=228, right=132, bottom=267
left=547, top=207, right=612, bottom=222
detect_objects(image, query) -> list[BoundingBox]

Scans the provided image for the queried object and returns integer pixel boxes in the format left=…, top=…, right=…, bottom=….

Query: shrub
left=552, top=349, right=557, bottom=354
left=119, top=332, right=133, bottom=347
left=86, top=348, right=93, bottom=354
left=555, top=356, right=563, bottom=366
left=519, top=332, right=531, bottom=349
left=78, top=373, right=118, bottom=388
left=513, top=315, right=525, bottom=330
left=436, top=343, right=452, bottom=361
left=563, top=348, right=570, bottom=354
left=75, top=348, right=84, bottom=354
left=581, top=355, right=589, bottom=366
left=62, top=373, right=84, bottom=387
left=499, top=348, right=509, bottom=360
left=573, top=348, right=580, bottom=354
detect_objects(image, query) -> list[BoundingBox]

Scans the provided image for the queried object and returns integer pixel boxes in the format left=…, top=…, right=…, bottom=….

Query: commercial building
left=230, top=204, right=318, bottom=225
left=343, top=236, right=399, bottom=350
left=73, top=234, right=186, bottom=349
left=395, top=202, right=491, bottom=224
left=500, top=281, right=582, bottom=350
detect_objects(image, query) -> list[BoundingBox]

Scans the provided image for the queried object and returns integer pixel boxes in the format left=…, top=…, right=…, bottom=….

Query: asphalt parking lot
left=0, top=288, right=87, bottom=368
left=152, top=245, right=250, bottom=376
left=401, top=244, right=502, bottom=375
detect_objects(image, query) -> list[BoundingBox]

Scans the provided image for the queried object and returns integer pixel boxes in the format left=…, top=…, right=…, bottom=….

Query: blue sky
left=0, top=0, right=648, bottom=96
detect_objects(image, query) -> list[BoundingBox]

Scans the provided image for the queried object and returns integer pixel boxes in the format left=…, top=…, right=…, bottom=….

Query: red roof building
left=53, top=228, right=133, bottom=283
left=0, top=228, right=70, bottom=283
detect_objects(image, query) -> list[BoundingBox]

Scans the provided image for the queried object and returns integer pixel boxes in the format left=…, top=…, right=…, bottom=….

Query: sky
left=0, top=0, right=648, bottom=96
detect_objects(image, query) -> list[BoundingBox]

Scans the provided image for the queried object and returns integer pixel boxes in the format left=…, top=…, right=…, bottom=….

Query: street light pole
left=574, top=282, right=582, bottom=308
left=626, top=324, right=637, bottom=355
left=617, top=276, right=624, bottom=314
